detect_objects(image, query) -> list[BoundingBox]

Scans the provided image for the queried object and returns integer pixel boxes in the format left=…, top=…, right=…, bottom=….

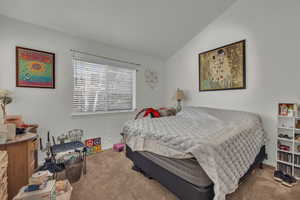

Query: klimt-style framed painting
left=199, top=40, right=246, bottom=92
left=16, top=46, right=55, bottom=88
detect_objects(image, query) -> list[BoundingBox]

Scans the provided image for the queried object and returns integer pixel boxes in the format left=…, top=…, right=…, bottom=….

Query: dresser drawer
left=0, top=166, right=7, bottom=182
left=0, top=176, right=7, bottom=188
left=0, top=151, right=7, bottom=165
left=0, top=191, right=7, bottom=200
left=0, top=176, right=7, bottom=200
left=0, top=152, right=7, bottom=187
left=0, top=161, right=7, bottom=177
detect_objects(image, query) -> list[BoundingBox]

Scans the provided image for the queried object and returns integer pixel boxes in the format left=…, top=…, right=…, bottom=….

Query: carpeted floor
left=71, top=149, right=300, bottom=200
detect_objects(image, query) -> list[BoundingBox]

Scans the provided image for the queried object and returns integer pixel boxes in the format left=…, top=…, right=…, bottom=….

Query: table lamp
left=174, top=88, right=185, bottom=112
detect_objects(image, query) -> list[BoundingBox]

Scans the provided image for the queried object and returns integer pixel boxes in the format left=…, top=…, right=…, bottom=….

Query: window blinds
left=72, top=58, right=136, bottom=114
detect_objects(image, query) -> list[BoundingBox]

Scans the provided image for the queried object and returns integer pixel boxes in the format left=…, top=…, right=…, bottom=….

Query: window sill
left=71, top=109, right=136, bottom=117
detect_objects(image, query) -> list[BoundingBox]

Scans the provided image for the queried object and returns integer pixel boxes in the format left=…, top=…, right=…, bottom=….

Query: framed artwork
left=199, top=40, right=246, bottom=91
left=16, top=46, right=55, bottom=88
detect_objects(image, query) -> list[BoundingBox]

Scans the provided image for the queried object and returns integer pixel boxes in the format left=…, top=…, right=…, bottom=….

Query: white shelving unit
left=277, top=103, right=300, bottom=179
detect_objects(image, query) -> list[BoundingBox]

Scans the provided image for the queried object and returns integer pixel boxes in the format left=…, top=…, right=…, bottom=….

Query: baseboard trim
left=262, top=163, right=275, bottom=169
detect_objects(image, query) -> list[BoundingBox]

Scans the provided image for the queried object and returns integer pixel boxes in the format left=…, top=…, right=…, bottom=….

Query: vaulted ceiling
left=0, top=0, right=237, bottom=59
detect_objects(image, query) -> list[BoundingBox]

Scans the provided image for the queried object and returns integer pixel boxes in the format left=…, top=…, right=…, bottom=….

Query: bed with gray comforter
left=122, top=106, right=266, bottom=200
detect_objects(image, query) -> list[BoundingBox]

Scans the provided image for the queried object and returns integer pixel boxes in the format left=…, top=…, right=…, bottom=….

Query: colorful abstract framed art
left=199, top=40, right=246, bottom=92
left=16, top=46, right=55, bottom=88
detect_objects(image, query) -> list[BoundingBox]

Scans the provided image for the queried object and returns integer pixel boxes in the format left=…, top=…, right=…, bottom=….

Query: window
left=72, top=59, right=136, bottom=115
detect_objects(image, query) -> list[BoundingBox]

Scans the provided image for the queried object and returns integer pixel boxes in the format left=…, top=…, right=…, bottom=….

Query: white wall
left=0, top=15, right=164, bottom=158
left=163, top=0, right=300, bottom=166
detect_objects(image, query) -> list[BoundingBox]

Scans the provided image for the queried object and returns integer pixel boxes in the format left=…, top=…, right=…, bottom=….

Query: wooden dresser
left=0, top=133, right=38, bottom=200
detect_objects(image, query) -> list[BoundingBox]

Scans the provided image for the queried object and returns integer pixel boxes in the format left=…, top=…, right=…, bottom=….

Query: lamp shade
left=174, top=88, right=185, bottom=101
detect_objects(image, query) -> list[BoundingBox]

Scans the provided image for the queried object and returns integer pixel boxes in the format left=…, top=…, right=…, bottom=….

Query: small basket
left=65, top=160, right=83, bottom=183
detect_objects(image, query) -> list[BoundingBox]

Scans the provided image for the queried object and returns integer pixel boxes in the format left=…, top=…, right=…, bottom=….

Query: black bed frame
left=126, top=145, right=266, bottom=200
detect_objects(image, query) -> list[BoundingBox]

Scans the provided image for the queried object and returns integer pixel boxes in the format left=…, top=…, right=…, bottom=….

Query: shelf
left=294, top=164, right=300, bottom=168
left=277, top=149, right=292, bottom=154
left=277, top=115, right=300, bottom=119
left=277, top=137, right=293, bottom=142
left=277, top=103, right=300, bottom=178
left=277, top=160, right=293, bottom=166
left=277, top=127, right=294, bottom=130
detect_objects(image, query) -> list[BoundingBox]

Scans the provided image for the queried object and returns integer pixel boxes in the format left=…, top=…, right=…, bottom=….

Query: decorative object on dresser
left=0, top=114, right=37, bottom=145
left=0, top=89, right=12, bottom=124
left=0, top=129, right=38, bottom=200
left=277, top=102, right=300, bottom=181
left=199, top=40, right=246, bottom=92
left=16, top=46, right=55, bottom=89
left=0, top=90, right=16, bottom=144
left=0, top=151, right=8, bottom=200
left=174, top=88, right=185, bottom=112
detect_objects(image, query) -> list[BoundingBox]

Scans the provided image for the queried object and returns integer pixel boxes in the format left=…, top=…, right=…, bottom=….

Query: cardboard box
left=13, top=180, right=56, bottom=200
left=56, top=180, right=72, bottom=200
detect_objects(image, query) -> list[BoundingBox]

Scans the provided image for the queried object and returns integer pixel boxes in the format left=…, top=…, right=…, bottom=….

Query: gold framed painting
left=199, top=40, right=246, bottom=91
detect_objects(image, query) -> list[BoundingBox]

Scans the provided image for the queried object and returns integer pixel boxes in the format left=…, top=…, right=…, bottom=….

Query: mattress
left=138, top=151, right=212, bottom=187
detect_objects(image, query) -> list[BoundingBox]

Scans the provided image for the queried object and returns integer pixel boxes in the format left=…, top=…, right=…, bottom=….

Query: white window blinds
left=72, top=58, right=136, bottom=114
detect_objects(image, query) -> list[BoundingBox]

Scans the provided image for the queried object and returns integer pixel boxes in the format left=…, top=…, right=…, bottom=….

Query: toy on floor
left=85, top=137, right=102, bottom=155
left=273, top=170, right=297, bottom=187
left=113, top=143, right=125, bottom=152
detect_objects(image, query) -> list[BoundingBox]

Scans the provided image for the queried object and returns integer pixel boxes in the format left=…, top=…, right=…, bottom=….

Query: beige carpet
left=71, top=149, right=300, bottom=200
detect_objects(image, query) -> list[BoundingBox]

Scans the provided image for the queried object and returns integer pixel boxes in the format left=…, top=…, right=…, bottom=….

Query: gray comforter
left=122, top=106, right=266, bottom=200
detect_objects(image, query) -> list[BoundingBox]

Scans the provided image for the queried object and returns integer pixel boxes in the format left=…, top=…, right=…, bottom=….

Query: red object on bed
left=143, top=108, right=161, bottom=118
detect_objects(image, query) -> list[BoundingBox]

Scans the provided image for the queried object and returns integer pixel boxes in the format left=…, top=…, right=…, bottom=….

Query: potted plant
left=0, top=89, right=12, bottom=124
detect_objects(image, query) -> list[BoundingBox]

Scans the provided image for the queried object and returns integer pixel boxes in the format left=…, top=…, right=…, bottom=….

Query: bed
left=122, top=106, right=267, bottom=200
